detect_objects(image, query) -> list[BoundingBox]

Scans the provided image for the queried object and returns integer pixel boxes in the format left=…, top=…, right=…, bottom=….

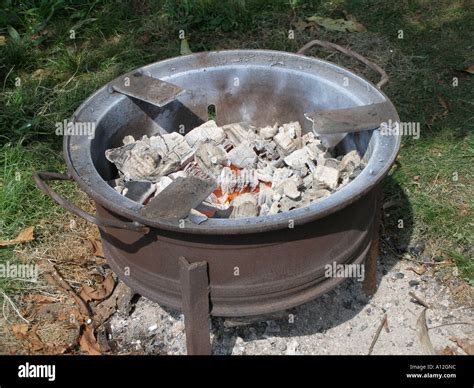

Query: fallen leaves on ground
left=0, top=226, right=34, bottom=246
left=438, top=346, right=457, bottom=355
left=407, top=265, right=427, bottom=276
left=32, top=69, right=48, bottom=78
left=79, top=325, right=101, bottom=355
left=43, top=268, right=90, bottom=317
left=79, top=273, right=115, bottom=302
left=306, top=15, right=366, bottom=32
left=11, top=324, right=29, bottom=338
left=463, top=64, right=474, bottom=74
left=428, top=94, right=450, bottom=126
left=88, top=237, right=104, bottom=257
left=450, top=337, right=474, bottom=355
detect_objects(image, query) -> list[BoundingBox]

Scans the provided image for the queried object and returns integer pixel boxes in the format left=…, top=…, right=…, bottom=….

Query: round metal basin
left=63, top=50, right=400, bottom=316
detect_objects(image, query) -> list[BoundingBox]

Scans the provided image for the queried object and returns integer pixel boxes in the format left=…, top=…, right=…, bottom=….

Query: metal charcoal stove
left=34, top=41, right=401, bottom=355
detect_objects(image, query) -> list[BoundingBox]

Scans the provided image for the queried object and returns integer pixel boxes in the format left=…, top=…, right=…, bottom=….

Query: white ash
left=105, top=120, right=365, bottom=219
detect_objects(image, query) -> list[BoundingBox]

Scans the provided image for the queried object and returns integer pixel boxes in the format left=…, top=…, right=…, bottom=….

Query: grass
left=0, top=0, right=472, bottom=304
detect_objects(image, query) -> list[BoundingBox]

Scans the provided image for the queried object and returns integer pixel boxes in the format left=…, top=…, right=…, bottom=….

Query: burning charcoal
left=230, top=193, right=258, bottom=218
left=279, top=197, right=301, bottom=213
left=154, top=176, right=173, bottom=197
left=259, top=124, right=278, bottom=140
left=283, top=147, right=318, bottom=171
left=228, top=141, right=257, bottom=169
left=169, top=171, right=187, bottom=180
left=188, top=209, right=208, bottom=224
left=218, top=166, right=258, bottom=194
left=314, top=159, right=340, bottom=190
left=255, top=164, right=274, bottom=183
left=222, top=122, right=253, bottom=146
left=275, top=179, right=301, bottom=200
left=302, top=174, right=313, bottom=188
left=203, top=193, right=231, bottom=209
left=109, top=119, right=366, bottom=219
left=268, top=201, right=281, bottom=215
left=273, top=122, right=303, bottom=156
left=257, top=184, right=275, bottom=208
left=259, top=203, right=270, bottom=216
left=303, top=188, right=331, bottom=202
left=105, top=142, right=164, bottom=182
left=339, top=150, right=361, bottom=175
left=122, top=135, right=136, bottom=145
left=271, top=167, right=293, bottom=189
left=184, top=120, right=225, bottom=148
left=194, top=143, right=229, bottom=178
left=149, top=132, right=194, bottom=167
left=123, top=181, right=156, bottom=204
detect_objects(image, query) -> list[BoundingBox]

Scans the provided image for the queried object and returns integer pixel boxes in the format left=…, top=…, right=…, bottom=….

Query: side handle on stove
left=33, top=171, right=150, bottom=233
left=297, top=39, right=389, bottom=89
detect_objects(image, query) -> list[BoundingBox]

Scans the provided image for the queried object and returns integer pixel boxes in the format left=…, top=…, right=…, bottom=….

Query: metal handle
left=33, top=171, right=149, bottom=233
left=297, top=39, right=389, bottom=89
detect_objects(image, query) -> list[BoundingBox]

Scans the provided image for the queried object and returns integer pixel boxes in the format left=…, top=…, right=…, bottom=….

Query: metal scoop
left=304, top=102, right=397, bottom=148
left=110, top=72, right=184, bottom=107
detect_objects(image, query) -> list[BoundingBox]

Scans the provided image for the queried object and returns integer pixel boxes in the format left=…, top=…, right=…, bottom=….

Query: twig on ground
left=429, top=322, right=473, bottom=330
left=43, top=265, right=91, bottom=317
left=368, top=314, right=387, bottom=355
left=409, top=291, right=431, bottom=309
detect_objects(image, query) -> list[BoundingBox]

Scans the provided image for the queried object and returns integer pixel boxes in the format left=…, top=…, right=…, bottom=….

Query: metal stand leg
left=179, top=256, right=212, bottom=355
left=363, top=189, right=382, bottom=296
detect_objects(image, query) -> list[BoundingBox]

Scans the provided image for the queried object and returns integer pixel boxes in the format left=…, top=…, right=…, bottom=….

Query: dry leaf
left=32, top=69, right=48, bottom=77
left=438, top=346, right=457, bottom=355
left=11, top=324, right=29, bottom=339
left=25, top=294, right=58, bottom=305
left=464, top=64, right=474, bottom=74
left=43, top=270, right=90, bottom=317
left=450, top=337, right=474, bottom=355
left=417, top=309, right=436, bottom=355
left=292, top=19, right=313, bottom=31
left=408, top=265, right=427, bottom=275
left=27, top=331, right=45, bottom=352
left=0, top=35, right=6, bottom=46
left=437, top=94, right=450, bottom=114
left=79, top=325, right=101, bottom=355
left=0, top=226, right=34, bottom=246
left=307, top=15, right=366, bottom=32
left=89, top=238, right=104, bottom=257
left=79, top=273, right=115, bottom=302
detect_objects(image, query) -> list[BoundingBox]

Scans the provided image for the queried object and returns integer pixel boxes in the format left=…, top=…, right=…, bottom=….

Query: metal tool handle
left=33, top=171, right=149, bottom=233
left=297, top=39, right=389, bottom=89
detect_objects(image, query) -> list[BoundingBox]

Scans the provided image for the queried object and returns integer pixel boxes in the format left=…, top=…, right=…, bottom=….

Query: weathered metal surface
left=110, top=72, right=184, bottom=107
left=97, top=188, right=376, bottom=317
left=305, top=103, right=395, bottom=135
left=363, top=187, right=382, bottom=296
left=179, top=257, right=211, bottom=355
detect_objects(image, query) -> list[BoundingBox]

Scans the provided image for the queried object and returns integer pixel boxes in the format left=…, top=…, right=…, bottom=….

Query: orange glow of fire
left=211, top=164, right=270, bottom=205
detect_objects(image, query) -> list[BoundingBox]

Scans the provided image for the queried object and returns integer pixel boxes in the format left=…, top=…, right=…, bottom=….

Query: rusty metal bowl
left=35, top=45, right=400, bottom=318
